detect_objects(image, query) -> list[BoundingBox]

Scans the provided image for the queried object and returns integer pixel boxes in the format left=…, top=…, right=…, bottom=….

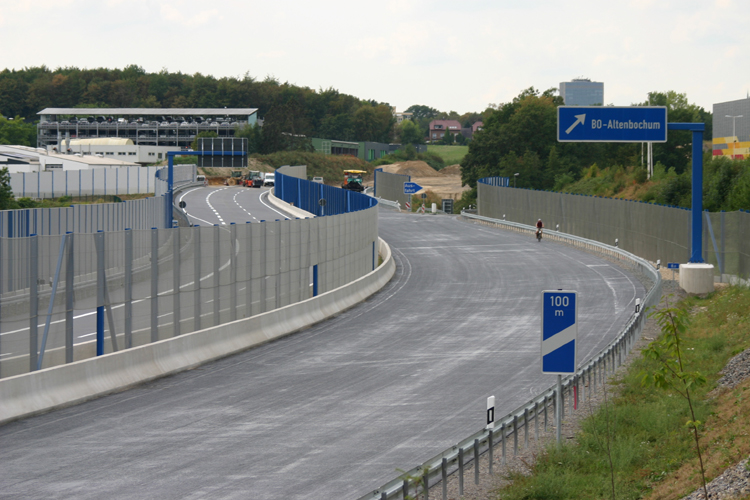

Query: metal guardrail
left=375, top=198, right=401, bottom=210
left=358, top=212, right=661, bottom=500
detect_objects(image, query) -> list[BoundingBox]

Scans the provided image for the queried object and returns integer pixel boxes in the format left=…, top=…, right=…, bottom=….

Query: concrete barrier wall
left=374, top=170, right=411, bottom=208
left=0, top=238, right=395, bottom=424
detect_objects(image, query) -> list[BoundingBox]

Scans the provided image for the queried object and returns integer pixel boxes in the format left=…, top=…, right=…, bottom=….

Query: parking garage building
left=37, top=108, right=258, bottom=150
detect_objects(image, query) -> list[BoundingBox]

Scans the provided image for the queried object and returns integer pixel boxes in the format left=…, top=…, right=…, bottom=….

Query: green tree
left=641, top=298, right=709, bottom=500
left=396, top=119, right=423, bottom=145
left=0, top=166, right=15, bottom=210
left=233, top=124, right=263, bottom=154
left=405, top=104, right=439, bottom=121
left=703, top=156, right=738, bottom=211
left=191, top=131, right=218, bottom=151
left=440, top=130, right=454, bottom=145
left=353, top=104, right=394, bottom=143
left=639, top=91, right=711, bottom=173
left=0, top=115, right=36, bottom=146
left=727, top=159, right=750, bottom=210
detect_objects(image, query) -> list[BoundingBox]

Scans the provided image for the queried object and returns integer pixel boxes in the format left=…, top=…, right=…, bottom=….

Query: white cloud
left=159, top=3, right=220, bottom=27
left=0, top=0, right=747, bottom=113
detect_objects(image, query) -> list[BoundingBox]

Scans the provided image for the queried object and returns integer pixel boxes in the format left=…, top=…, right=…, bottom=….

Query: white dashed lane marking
left=206, top=188, right=228, bottom=225
left=233, top=191, right=257, bottom=220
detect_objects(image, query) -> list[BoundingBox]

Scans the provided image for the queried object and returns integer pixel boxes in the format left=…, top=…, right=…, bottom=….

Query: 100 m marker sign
left=541, top=291, right=578, bottom=374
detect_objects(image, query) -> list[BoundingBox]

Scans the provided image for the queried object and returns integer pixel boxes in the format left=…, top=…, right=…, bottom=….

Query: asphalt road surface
left=178, top=186, right=294, bottom=226
left=0, top=207, right=645, bottom=499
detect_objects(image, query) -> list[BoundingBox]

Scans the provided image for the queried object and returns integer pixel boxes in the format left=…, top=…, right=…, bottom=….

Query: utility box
left=442, top=199, right=454, bottom=214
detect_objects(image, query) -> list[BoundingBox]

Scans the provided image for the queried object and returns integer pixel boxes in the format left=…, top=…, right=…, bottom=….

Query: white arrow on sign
left=565, top=114, right=586, bottom=134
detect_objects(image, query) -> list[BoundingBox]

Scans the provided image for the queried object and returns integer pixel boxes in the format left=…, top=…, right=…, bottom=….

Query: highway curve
left=0, top=207, right=644, bottom=499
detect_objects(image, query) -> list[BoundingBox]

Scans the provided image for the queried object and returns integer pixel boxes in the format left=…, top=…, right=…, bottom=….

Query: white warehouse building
left=0, top=145, right=139, bottom=172
left=47, top=138, right=180, bottom=165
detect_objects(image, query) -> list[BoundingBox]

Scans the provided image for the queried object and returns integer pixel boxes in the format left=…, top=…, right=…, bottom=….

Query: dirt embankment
left=373, top=161, right=469, bottom=200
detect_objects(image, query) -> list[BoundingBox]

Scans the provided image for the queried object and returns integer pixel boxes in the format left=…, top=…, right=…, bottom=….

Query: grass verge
left=495, top=285, right=750, bottom=500
left=427, top=145, right=468, bottom=165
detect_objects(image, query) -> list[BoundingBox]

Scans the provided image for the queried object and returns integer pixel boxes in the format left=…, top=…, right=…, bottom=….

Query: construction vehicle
left=341, top=170, right=366, bottom=192
left=244, top=171, right=263, bottom=188
left=226, top=170, right=244, bottom=186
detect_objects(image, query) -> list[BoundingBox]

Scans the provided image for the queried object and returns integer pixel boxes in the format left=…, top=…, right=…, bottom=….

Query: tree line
left=0, top=65, right=397, bottom=148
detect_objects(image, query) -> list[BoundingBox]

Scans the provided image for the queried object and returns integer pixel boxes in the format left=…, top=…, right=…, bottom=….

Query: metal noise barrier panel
left=10, top=166, right=163, bottom=199
left=477, top=178, right=750, bottom=279
left=0, top=196, right=167, bottom=238
left=275, top=171, right=379, bottom=216
left=358, top=213, right=661, bottom=500
left=0, top=206, right=379, bottom=378
left=374, top=170, right=411, bottom=209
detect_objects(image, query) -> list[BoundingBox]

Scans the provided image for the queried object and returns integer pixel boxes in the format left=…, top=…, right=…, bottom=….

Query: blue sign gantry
left=403, top=182, right=423, bottom=194
left=558, top=106, right=668, bottom=143
left=541, top=290, right=577, bottom=374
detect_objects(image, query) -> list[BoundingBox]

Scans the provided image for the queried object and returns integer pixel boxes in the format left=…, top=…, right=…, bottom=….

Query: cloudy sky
left=1, top=0, right=748, bottom=114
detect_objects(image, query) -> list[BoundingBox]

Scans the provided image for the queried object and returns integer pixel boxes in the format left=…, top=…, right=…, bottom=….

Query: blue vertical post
left=690, top=129, right=704, bottom=263
left=96, top=230, right=104, bottom=356
left=166, top=152, right=174, bottom=229
left=668, top=123, right=705, bottom=263
left=312, top=264, right=318, bottom=297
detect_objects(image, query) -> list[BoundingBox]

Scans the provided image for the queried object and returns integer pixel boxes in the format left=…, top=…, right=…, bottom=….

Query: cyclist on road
left=536, top=219, right=543, bottom=241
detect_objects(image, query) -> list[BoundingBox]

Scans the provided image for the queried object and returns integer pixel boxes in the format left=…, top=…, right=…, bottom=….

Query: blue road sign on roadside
left=667, top=263, right=679, bottom=269
left=558, top=106, right=668, bottom=143
left=404, top=182, right=423, bottom=194
left=541, top=290, right=577, bottom=374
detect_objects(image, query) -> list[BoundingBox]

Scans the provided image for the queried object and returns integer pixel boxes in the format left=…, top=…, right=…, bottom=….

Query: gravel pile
left=717, top=348, right=750, bottom=390
left=681, top=346, right=750, bottom=500
left=681, top=457, right=750, bottom=500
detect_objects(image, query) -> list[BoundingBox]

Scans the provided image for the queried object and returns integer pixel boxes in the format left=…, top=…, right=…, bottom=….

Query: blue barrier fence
left=478, top=176, right=510, bottom=187
left=275, top=171, right=378, bottom=215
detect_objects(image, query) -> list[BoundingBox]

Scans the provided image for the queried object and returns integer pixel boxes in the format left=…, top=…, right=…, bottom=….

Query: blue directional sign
left=667, top=263, right=679, bottom=269
left=403, top=182, right=423, bottom=194
left=541, top=290, right=577, bottom=374
left=558, top=106, right=667, bottom=143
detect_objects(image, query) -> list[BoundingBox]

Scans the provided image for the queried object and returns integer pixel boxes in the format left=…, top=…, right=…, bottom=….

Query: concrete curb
left=268, top=188, right=316, bottom=219
left=0, top=238, right=395, bottom=425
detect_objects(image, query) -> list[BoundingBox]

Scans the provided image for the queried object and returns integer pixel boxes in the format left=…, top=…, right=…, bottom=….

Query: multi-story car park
left=37, top=108, right=258, bottom=150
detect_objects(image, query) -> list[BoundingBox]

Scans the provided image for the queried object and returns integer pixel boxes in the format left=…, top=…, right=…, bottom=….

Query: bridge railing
left=358, top=212, right=661, bottom=500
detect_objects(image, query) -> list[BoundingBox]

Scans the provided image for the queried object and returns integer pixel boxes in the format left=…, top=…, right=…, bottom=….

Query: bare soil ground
left=372, top=161, right=469, bottom=200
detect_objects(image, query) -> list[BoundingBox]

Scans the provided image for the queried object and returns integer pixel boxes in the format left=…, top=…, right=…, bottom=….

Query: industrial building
left=0, top=145, right=138, bottom=172
left=36, top=108, right=258, bottom=150
left=713, top=97, right=750, bottom=159
left=560, top=78, right=604, bottom=106
left=49, top=138, right=179, bottom=164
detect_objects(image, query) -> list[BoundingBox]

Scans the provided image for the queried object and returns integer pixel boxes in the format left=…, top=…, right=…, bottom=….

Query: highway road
left=178, top=185, right=295, bottom=226
left=0, top=199, right=645, bottom=499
